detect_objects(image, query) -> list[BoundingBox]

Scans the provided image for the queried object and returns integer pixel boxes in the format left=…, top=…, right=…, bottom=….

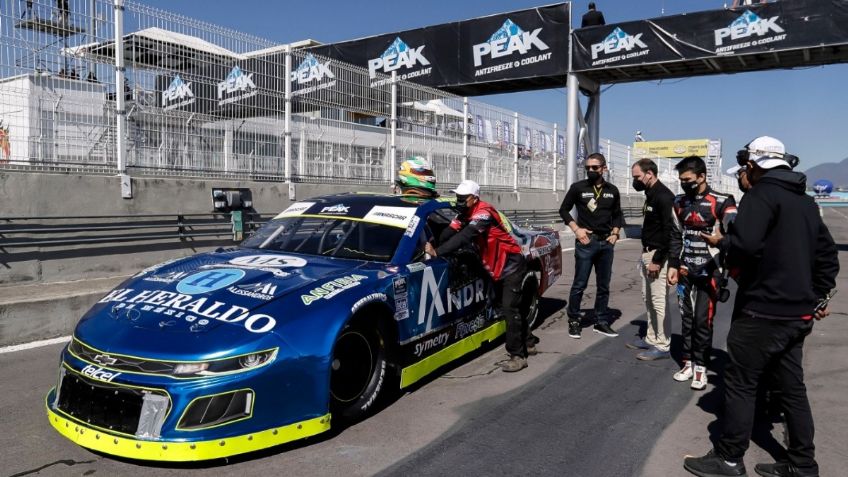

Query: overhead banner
left=573, top=0, right=848, bottom=71
left=632, top=139, right=709, bottom=159
left=307, top=3, right=570, bottom=94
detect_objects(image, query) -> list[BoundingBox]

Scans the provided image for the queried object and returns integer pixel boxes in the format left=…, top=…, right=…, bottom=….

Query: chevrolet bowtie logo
left=93, top=354, right=117, bottom=366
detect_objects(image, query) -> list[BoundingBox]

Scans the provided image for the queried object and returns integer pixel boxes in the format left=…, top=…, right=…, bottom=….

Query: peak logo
left=591, top=27, right=647, bottom=60
left=218, top=66, right=256, bottom=98
left=368, top=37, right=430, bottom=79
left=162, top=75, right=195, bottom=110
left=217, top=66, right=258, bottom=106
left=473, top=18, right=549, bottom=67
left=292, top=54, right=335, bottom=85
left=715, top=10, right=784, bottom=46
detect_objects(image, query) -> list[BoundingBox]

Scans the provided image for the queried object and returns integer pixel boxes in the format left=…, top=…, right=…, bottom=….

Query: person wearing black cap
left=581, top=2, right=606, bottom=27
left=683, top=136, right=839, bottom=477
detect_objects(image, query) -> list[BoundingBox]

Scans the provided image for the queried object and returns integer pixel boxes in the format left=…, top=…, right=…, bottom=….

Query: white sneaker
left=691, top=365, right=708, bottom=390
left=673, top=361, right=693, bottom=382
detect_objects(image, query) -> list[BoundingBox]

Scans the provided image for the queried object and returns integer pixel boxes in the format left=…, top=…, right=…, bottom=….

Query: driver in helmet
left=395, top=157, right=439, bottom=199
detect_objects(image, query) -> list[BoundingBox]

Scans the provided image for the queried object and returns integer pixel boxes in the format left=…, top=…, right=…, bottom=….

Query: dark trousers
left=677, top=274, right=718, bottom=366
left=716, top=314, right=817, bottom=473
left=498, top=257, right=528, bottom=358
left=567, top=237, right=614, bottom=325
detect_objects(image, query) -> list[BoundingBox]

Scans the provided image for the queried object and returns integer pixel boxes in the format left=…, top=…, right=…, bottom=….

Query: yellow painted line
left=400, top=320, right=506, bottom=388
left=46, top=393, right=331, bottom=462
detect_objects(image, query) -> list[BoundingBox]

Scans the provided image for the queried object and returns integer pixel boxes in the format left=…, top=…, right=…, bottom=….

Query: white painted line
left=0, top=335, right=71, bottom=354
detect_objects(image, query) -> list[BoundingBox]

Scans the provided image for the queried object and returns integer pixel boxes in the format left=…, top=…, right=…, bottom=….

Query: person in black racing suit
left=668, top=156, right=737, bottom=391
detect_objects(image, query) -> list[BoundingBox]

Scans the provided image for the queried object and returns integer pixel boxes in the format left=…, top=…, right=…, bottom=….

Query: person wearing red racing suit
left=426, top=180, right=530, bottom=373
left=668, top=156, right=737, bottom=391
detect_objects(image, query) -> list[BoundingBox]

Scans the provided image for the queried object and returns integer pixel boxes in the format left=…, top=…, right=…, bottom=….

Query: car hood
left=74, top=249, right=374, bottom=359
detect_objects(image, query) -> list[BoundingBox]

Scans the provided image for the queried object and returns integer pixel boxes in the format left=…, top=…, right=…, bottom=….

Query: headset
left=736, top=141, right=800, bottom=169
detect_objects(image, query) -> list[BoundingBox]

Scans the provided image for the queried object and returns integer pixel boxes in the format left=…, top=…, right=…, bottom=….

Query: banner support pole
left=462, top=97, right=469, bottom=182
left=513, top=112, right=519, bottom=192
left=552, top=122, right=558, bottom=192
left=390, top=71, right=397, bottom=185
left=284, top=45, right=292, bottom=183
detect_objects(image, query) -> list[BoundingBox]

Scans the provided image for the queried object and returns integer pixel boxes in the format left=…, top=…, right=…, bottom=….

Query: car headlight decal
left=69, top=338, right=278, bottom=378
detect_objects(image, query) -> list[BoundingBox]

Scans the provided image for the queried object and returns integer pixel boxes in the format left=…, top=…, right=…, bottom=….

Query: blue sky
left=143, top=0, right=848, bottom=172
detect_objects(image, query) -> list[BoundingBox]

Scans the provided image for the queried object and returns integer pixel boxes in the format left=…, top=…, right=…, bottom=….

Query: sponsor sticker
left=301, top=274, right=368, bottom=305
left=351, top=293, right=388, bottom=313
left=275, top=201, right=316, bottom=219
left=227, top=282, right=278, bottom=301
left=229, top=255, right=307, bottom=269
left=363, top=206, right=415, bottom=228
left=405, top=215, right=421, bottom=237
left=176, top=269, right=246, bottom=295
left=99, top=288, right=277, bottom=333
left=413, top=331, right=450, bottom=357
left=319, top=204, right=350, bottom=215
left=81, top=364, right=122, bottom=383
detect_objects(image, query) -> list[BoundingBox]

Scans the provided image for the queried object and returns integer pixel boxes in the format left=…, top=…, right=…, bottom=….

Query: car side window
left=411, top=210, right=455, bottom=263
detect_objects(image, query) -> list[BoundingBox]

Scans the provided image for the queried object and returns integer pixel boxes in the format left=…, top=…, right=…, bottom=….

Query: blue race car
left=46, top=193, right=562, bottom=461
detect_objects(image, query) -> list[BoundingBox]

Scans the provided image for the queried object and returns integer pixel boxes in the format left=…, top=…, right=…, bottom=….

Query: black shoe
left=593, top=322, right=619, bottom=337
left=568, top=320, right=581, bottom=339
left=684, top=450, right=747, bottom=477
left=755, top=462, right=818, bottom=477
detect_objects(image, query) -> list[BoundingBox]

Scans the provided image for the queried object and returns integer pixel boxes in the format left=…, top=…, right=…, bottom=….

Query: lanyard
left=592, top=184, right=603, bottom=201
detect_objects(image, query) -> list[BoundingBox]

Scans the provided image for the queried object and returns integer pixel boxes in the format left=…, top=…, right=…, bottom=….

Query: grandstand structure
left=0, top=0, right=740, bottom=195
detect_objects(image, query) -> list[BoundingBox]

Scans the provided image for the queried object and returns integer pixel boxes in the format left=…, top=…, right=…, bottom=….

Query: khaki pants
left=640, top=251, right=670, bottom=352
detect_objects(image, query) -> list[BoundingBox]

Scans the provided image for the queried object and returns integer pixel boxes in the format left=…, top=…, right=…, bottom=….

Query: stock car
left=46, top=193, right=562, bottom=462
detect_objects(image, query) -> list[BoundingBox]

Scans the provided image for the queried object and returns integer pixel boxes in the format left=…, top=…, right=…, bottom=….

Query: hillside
left=805, top=157, right=848, bottom=188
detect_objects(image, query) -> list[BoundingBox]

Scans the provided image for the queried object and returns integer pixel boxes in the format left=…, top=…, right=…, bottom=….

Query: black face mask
left=680, top=180, right=699, bottom=196
left=455, top=201, right=470, bottom=214
left=587, top=171, right=601, bottom=183
left=632, top=178, right=647, bottom=192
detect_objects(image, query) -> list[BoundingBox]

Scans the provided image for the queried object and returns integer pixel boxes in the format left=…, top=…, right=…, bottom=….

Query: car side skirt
left=399, top=320, right=506, bottom=388
left=46, top=393, right=331, bottom=462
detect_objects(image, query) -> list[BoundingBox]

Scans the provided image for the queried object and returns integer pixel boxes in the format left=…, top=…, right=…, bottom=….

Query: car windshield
left=241, top=216, right=405, bottom=262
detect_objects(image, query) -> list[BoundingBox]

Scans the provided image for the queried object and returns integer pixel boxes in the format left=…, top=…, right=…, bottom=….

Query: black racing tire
left=520, top=272, right=540, bottom=330
left=329, top=321, right=387, bottom=422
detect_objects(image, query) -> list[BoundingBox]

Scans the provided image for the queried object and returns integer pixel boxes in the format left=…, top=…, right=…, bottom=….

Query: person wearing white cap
left=424, top=179, right=533, bottom=372
left=726, top=164, right=751, bottom=194
left=684, top=136, right=838, bottom=477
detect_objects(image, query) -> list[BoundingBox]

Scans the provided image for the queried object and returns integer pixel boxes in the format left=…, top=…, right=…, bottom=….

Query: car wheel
left=520, top=273, right=540, bottom=329
left=329, top=322, right=387, bottom=422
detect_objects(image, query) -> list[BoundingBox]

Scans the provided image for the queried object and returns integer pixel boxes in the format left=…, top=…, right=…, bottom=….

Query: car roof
left=304, top=192, right=428, bottom=209
left=274, top=193, right=449, bottom=226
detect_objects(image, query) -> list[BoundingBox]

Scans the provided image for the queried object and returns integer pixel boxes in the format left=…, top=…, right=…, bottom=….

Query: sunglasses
left=585, top=165, right=603, bottom=171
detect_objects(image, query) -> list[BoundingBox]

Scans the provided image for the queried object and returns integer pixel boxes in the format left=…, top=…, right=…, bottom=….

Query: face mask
left=587, top=171, right=601, bottom=183
left=680, top=180, right=699, bottom=196
left=632, top=178, right=647, bottom=192
left=455, top=201, right=470, bottom=214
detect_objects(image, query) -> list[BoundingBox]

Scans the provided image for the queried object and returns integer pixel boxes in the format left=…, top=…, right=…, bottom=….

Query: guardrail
left=0, top=213, right=269, bottom=248
left=0, top=208, right=644, bottom=249
left=504, top=207, right=643, bottom=230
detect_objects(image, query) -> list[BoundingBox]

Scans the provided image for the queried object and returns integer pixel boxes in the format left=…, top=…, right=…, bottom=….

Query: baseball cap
left=747, top=136, right=790, bottom=170
left=726, top=164, right=745, bottom=175
left=451, top=179, right=480, bottom=197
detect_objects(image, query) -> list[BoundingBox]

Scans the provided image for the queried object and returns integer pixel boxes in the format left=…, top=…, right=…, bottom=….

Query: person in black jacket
left=684, top=136, right=839, bottom=477
left=628, top=159, right=675, bottom=360
left=559, top=153, right=624, bottom=339
left=581, top=2, right=606, bottom=27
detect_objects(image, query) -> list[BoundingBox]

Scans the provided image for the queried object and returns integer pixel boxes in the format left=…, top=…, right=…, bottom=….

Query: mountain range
left=805, top=157, right=848, bottom=188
